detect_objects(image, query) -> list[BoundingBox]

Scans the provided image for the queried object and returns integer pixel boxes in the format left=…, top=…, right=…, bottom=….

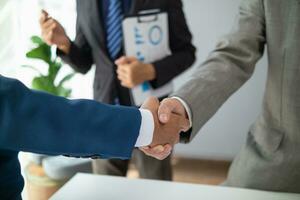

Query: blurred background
left=0, top=0, right=268, bottom=199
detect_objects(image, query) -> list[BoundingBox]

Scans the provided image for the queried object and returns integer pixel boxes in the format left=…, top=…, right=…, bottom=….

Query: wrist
left=144, top=63, right=156, bottom=81
left=57, top=37, right=71, bottom=54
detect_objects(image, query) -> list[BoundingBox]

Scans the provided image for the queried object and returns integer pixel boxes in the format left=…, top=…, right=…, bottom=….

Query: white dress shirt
left=171, top=97, right=193, bottom=128
left=134, top=97, right=192, bottom=147
left=134, top=109, right=155, bottom=147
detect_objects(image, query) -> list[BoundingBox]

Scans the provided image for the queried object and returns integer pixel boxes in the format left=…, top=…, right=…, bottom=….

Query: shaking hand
left=139, top=97, right=190, bottom=160
left=140, top=97, right=191, bottom=160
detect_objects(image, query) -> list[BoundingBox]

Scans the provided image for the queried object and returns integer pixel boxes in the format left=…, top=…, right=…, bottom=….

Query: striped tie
left=106, top=0, right=123, bottom=59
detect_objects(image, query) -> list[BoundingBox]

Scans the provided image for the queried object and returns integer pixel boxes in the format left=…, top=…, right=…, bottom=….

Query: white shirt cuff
left=171, top=97, right=192, bottom=128
left=135, top=109, right=154, bottom=147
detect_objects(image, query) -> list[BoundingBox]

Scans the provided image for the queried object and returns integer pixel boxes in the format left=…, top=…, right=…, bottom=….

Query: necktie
left=106, top=0, right=123, bottom=59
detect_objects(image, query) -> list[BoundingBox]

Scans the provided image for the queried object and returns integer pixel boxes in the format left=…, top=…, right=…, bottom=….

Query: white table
left=50, top=173, right=300, bottom=200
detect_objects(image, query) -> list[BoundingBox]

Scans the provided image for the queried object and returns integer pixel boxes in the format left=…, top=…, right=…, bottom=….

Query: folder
left=122, top=10, right=172, bottom=106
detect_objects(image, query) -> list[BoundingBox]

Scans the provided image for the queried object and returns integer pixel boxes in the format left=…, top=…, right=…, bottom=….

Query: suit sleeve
left=57, top=4, right=94, bottom=74
left=150, top=0, right=196, bottom=88
left=0, top=76, right=141, bottom=159
left=174, top=0, right=266, bottom=142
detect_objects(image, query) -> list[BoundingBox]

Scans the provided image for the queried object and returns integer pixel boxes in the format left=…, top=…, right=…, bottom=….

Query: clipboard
left=122, top=10, right=172, bottom=106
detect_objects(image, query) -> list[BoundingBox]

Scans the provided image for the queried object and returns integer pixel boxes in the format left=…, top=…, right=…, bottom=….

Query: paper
left=122, top=11, right=172, bottom=106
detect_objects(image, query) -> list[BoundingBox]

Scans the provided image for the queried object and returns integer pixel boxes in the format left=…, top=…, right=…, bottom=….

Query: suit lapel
left=86, top=0, right=108, bottom=53
left=84, top=0, right=115, bottom=64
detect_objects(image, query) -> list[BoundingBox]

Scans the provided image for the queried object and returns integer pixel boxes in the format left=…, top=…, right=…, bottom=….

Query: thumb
left=158, top=98, right=176, bottom=124
left=40, top=9, right=49, bottom=23
left=178, top=116, right=190, bottom=132
left=41, top=9, right=49, bottom=17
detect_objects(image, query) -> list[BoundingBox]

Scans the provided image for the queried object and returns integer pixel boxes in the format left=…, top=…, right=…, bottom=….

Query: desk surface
left=50, top=173, right=300, bottom=200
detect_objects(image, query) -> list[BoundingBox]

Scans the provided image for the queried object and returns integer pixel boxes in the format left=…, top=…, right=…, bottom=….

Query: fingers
left=120, top=80, right=134, bottom=88
left=39, top=10, right=68, bottom=48
left=117, top=65, right=133, bottom=88
left=40, top=12, right=56, bottom=45
left=41, top=18, right=56, bottom=31
left=140, top=144, right=172, bottom=160
left=39, top=9, right=49, bottom=25
left=117, top=66, right=128, bottom=79
left=141, top=96, right=160, bottom=110
left=115, top=56, right=137, bottom=65
left=158, top=98, right=176, bottom=123
left=45, top=30, right=54, bottom=44
left=178, top=116, right=190, bottom=132
left=115, top=56, right=127, bottom=65
left=40, top=10, right=54, bottom=32
left=117, top=64, right=129, bottom=75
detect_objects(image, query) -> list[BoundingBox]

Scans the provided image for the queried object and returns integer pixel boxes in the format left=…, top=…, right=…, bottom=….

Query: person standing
left=144, top=0, right=300, bottom=193
left=40, top=0, right=195, bottom=180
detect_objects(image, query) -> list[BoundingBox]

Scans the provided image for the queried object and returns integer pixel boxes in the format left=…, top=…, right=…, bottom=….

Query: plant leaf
left=31, top=36, right=44, bottom=45
left=26, top=43, right=52, bottom=64
left=21, top=65, right=43, bottom=75
left=25, top=35, right=73, bottom=98
left=58, top=73, right=75, bottom=87
left=48, top=62, right=62, bottom=82
left=56, top=86, right=72, bottom=98
left=32, top=76, right=57, bottom=95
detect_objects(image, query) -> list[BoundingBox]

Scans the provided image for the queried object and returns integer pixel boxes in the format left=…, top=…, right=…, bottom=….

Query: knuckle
left=128, top=71, right=132, bottom=77
left=49, top=37, right=54, bottom=43
left=162, top=99, right=172, bottom=108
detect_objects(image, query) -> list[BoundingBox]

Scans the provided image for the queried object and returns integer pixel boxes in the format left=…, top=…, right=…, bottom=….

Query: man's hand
left=158, top=98, right=189, bottom=127
left=39, top=10, right=71, bottom=54
left=115, top=56, right=156, bottom=88
left=139, top=97, right=189, bottom=160
left=140, top=98, right=190, bottom=160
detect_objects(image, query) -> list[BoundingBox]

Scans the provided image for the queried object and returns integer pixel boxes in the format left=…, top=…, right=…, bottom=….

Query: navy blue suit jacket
left=0, top=76, right=142, bottom=199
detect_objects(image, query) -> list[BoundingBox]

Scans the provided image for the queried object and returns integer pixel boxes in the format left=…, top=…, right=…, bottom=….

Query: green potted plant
left=23, top=35, right=75, bottom=97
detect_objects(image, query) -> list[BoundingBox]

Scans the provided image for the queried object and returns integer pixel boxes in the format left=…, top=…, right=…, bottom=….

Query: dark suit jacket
left=0, top=76, right=142, bottom=199
left=58, top=0, right=196, bottom=105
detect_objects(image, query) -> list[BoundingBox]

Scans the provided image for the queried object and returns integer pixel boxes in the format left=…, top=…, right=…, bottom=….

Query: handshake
left=139, top=97, right=190, bottom=160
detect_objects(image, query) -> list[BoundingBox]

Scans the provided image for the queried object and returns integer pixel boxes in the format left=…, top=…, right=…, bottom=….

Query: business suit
left=173, top=0, right=300, bottom=193
left=0, top=76, right=142, bottom=199
left=58, top=0, right=195, bottom=180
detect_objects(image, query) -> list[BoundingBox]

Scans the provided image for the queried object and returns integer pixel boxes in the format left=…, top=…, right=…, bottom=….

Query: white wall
left=173, top=0, right=268, bottom=160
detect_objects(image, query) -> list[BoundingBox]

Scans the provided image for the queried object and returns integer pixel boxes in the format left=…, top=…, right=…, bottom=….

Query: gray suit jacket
left=174, top=0, right=300, bottom=193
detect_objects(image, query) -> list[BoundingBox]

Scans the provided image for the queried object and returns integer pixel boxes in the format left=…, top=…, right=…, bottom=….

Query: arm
left=57, top=30, right=94, bottom=74
left=172, top=0, right=267, bottom=141
left=0, top=76, right=140, bottom=159
left=0, top=76, right=188, bottom=159
left=150, top=0, right=196, bottom=88
left=40, top=9, right=94, bottom=74
left=140, top=0, right=267, bottom=158
left=56, top=7, right=94, bottom=74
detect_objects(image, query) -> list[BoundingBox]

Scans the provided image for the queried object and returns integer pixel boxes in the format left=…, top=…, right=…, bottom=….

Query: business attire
left=58, top=0, right=195, bottom=180
left=0, top=75, right=154, bottom=199
left=173, top=0, right=300, bottom=193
